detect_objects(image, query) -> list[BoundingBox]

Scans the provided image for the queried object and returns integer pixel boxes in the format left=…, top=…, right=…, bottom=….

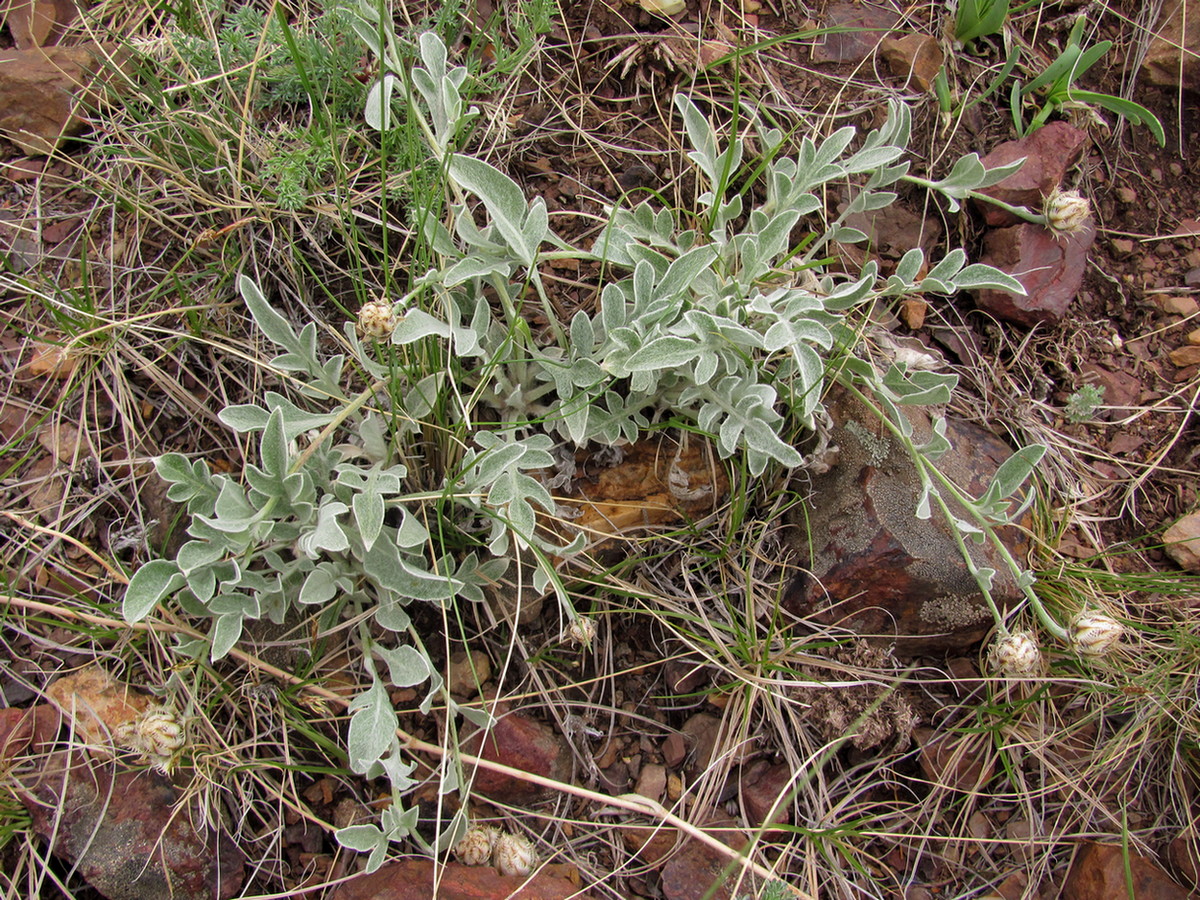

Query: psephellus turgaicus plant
left=122, top=22, right=1124, bottom=868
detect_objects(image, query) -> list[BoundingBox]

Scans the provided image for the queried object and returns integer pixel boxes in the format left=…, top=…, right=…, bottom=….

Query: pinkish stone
left=973, top=123, right=1090, bottom=227
left=461, top=709, right=571, bottom=804
left=973, top=220, right=1097, bottom=327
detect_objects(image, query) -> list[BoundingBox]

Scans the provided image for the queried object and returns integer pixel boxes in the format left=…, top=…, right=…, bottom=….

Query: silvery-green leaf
left=391, top=309, right=451, bottom=344
left=239, top=275, right=302, bottom=355
left=354, top=471, right=385, bottom=552
left=831, top=226, right=869, bottom=244
left=975, top=567, right=996, bottom=592
left=336, top=823, right=385, bottom=854
left=347, top=679, right=396, bottom=772
left=299, top=564, right=340, bottom=606
left=123, top=560, right=184, bottom=622
left=364, top=74, right=396, bottom=131
left=210, top=612, right=243, bottom=661
left=443, top=254, right=514, bottom=287
left=448, top=155, right=536, bottom=265
left=374, top=644, right=431, bottom=688
left=949, top=264, right=1025, bottom=293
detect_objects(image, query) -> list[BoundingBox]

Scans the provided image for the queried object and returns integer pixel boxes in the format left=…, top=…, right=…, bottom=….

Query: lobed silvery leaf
left=448, top=155, right=546, bottom=266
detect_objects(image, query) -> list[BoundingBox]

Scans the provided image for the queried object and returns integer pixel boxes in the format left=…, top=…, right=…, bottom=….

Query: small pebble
left=1170, top=162, right=1184, bottom=177
left=1115, top=187, right=1137, bottom=204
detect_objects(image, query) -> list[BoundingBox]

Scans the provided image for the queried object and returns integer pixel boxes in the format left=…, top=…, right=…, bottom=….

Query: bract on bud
left=358, top=299, right=397, bottom=340
left=454, top=824, right=499, bottom=867
left=565, top=616, right=596, bottom=648
left=989, top=631, right=1042, bottom=677
left=638, top=0, right=685, bottom=15
left=493, top=832, right=537, bottom=876
left=1044, top=189, right=1091, bottom=236
left=1070, top=612, right=1123, bottom=656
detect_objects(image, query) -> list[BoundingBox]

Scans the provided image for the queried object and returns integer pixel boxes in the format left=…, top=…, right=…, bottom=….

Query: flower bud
left=358, top=299, right=397, bottom=340
left=638, top=0, right=685, bottom=15
left=1070, top=612, right=1123, bottom=656
left=454, top=824, right=499, bottom=867
left=118, top=704, right=186, bottom=771
left=493, top=832, right=537, bottom=876
left=1044, top=189, right=1091, bottom=236
left=989, top=631, right=1042, bottom=677
left=565, top=616, right=596, bottom=648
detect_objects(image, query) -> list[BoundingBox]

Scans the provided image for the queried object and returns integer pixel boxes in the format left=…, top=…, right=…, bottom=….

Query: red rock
left=679, top=712, right=721, bottom=774
left=0, top=704, right=58, bottom=763
left=880, top=33, right=944, bottom=92
left=635, top=762, right=667, bottom=803
left=1062, top=842, right=1192, bottom=900
left=811, top=1, right=900, bottom=63
left=662, top=731, right=688, bottom=768
left=1143, top=1, right=1200, bottom=91
left=17, top=748, right=244, bottom=899
left=461, top=710, right=571, bottom=804
left=330, top=858, right=593, bottom=900
left=914, top=727, right=993, bottom=792
left=973, top=123, right=1090, bottom=227
left=785, top=388, right=1031, bottom=654
left=0, top=45, right=108, bottom=155
left=1163, top=511, right=1200, bottom=573
left=1, top=157, right=46, bottom=182
left=739, top=760, right=792, bottom=831
left=973, top=220, right=1097, bottom=327
left=660, top=821, right=750, bottom=900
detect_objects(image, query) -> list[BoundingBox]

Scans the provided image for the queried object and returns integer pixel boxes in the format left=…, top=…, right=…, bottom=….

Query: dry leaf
left=26, top=340, right=78, bottom=379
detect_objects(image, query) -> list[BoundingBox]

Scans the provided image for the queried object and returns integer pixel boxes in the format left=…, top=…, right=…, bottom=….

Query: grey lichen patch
left=921, top=593, right=990, bottom=628
left=845, top=420, right=891, bottom=467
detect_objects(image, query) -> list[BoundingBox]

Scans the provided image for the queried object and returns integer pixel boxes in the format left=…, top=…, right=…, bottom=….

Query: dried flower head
left=118, top=704, right=186, bottom=771
left=1044, top=189, right=1091, bottom=236
left=989, top=631, right=1042, bottom=677
left=358, top=299, right=397, bottom=340
left=493, top=832, right=537, bottom=877
left=454, top=824, right=499, bottom=867
left=564, top=616, right=596, bottom=648
left=1070, top=611, right=1124, bottom=656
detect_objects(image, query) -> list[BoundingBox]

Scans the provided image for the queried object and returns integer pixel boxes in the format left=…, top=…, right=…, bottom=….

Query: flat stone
left=1156, top=295, right=1200, bottom=316
left=880, top=33, right=944, bottom=92
left=1163, top=511, right=1200, bottom=573
left=330, top=858, right=592, bottom=900
left=1063, top=842, right=1193, bottom=900
left=973, top=220, right=1097, bottom=327
left=811, top=1, right=901, bottom=63
left=738, top=760, right=792, bottom=831
left=914, top=726, right=993, bottom=792
left=461, top=709, right=571, bottom=804
left=1169, top=345, right=1200, bottom=367
left=1143, top=0, right=1200, bottom=92
left=0, top=44, right=107, bottom=154
left=972, top=123, right=1090, bottom=227
left=660, top=820, right=752, bottom=900
left=635, top=762, right=667, bottom=803
left=785, top=388, right=1031, bottom=654
left=17, top=748, right=245, bottom=899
